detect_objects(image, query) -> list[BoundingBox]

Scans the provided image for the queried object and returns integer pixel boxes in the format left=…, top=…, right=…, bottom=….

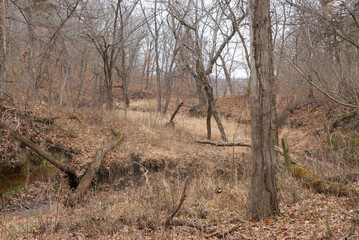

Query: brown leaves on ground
left=1, top=98, right=359, bottom=239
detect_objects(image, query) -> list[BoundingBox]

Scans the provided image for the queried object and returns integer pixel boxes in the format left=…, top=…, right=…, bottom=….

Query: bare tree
left=168, top=0, right=245, bottom=142
left=248, top=0, right=279, bottom=220
left=140, top=0, right=163, bottom=112
left=282, top=0, right=359, bottom=109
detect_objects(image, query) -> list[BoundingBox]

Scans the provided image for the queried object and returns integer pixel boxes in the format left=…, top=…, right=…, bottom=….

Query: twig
left=341, top=209, right=359, bottom=240
left=0, top=221, right=16, bottom=239
left=165, top=177, right=190, bottom=226
left=205, top=222, right=243, bottom=239
left=169, top=219, right=204, bottom=232
left=196, top=139, right=303, bottom=165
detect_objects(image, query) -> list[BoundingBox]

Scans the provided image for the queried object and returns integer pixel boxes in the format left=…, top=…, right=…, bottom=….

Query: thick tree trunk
left=0, top=0, right=5, bottom=93
left=105, top=83, right=113, bottom=109
left=162, top=77, right=172, bottom=114
left=195, top=77, right=206, bottom=106
left=248, top=0, right=279, bottom=220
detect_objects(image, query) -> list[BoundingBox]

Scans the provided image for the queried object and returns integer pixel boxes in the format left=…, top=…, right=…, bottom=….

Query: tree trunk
left=202, top=76, right=227, bottom=142
left=67, top=132, right=124, bottom=205
left=220, top=55, right=235, bottom=96
left=195, top=77, right=206, bottom=106
left=162, top=75, right=172, bottom=114
left=25, top=6, right=36, bottom=102
left=91, top=54, right=99, bottom=107
left=105, top=83, right=113, bottom=109
left=0, top=0, right=5, bottom=93
left=76, top=50, right=88, bottom=107
left=248, top=0, right=279, bottom=220
left=59, top=64, right=70, bottom=106
left=206, top=103, right=212, bottom=140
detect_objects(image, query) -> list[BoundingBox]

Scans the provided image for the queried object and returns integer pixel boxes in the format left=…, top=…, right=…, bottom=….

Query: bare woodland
left=0, top=0, right=359, bottom=239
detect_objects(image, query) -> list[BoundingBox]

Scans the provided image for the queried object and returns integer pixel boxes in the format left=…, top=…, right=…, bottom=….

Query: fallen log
left=67, top=131, right=124, bottom=205
left=292, top=165, right=359, bottom=197
left=196, top=139, right=359, bottom=197
left=196, top=139, right=300, bottom=165
left=0, top=120, right=79, bottom=187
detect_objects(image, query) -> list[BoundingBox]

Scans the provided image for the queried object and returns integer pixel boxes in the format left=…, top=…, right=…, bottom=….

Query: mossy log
left=292, top=165, right=358, bottom=197
left=0, top=120, right=79, bottom=187
left=67, top=132, right=124, bottom=206
left=196, top=139, right=358, bottom=197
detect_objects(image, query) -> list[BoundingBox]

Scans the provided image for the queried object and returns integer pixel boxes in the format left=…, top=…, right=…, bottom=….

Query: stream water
left=0, top=153, right=65, bottom=195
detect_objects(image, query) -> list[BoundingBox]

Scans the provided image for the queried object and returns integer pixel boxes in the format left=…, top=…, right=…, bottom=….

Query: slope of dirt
left=0, top=98, right=358, bottom=239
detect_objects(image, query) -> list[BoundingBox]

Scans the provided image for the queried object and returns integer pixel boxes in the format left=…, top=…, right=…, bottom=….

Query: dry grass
left=1, top=99, right=358, bottom=239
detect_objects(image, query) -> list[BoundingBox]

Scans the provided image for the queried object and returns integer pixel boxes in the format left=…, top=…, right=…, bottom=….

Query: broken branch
left=67, top=131, right=124, bottom=205
left=165, top=177, right=190, bottom=226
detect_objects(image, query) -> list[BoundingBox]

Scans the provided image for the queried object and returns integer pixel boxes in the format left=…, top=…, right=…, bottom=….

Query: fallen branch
left=196, top=139, right=358, bottom=197
left=196, top=139, right=300, bottom=165
left=205, top=222, right=243, bottom=239
left=67, top=131, right=124, bottom=205
left=341, top=209, right=359, bottom=240
left=196, top=139, right=251, bottom=148
left=0, top=120, right=79, bottom=187
left=169, top=219, right=204, bottom=232
left=165, top=177, right=190, bottom=226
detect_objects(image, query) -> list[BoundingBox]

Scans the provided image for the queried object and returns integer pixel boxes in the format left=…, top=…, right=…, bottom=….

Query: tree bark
left=67, top=132, right=124, bottom=205
left=248, top=0, right=279, bottom=220
left=196, top=139, right=359, bottom=198
left=0, top=0, right=5, bottom=93
left=168, top=101, right=183, bottom=126
left=195, top=77, right=206, bottom=106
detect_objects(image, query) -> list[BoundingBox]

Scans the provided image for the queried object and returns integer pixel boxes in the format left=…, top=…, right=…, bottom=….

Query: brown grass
left=1, top=99, right=358, bottom=239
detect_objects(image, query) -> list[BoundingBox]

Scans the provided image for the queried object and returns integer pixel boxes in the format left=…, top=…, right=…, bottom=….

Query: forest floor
left=0, top=96, right=358, bottom=239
